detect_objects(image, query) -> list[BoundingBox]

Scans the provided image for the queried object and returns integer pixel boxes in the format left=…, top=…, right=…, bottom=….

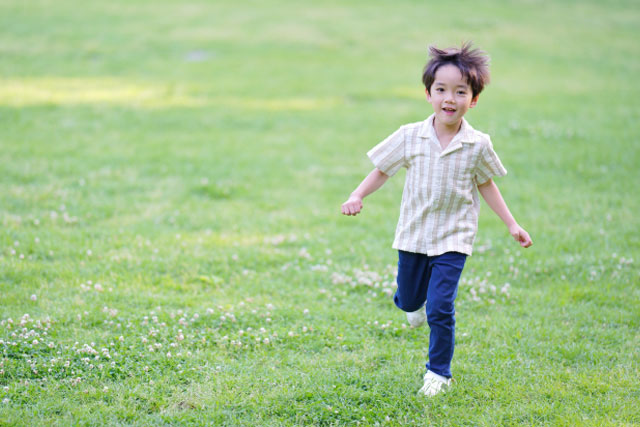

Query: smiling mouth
left=442, top=107, right=456, bottom=113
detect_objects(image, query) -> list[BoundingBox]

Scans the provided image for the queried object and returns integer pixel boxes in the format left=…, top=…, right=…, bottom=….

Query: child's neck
left=433, top=118, right=462, bottom=149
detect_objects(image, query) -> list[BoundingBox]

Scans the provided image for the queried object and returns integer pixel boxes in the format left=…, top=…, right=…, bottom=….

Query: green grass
left=1, top=0, right=639, bottom=425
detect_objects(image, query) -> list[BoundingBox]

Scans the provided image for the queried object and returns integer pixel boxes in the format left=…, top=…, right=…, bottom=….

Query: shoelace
left=419, top=377, right=444, bottom=394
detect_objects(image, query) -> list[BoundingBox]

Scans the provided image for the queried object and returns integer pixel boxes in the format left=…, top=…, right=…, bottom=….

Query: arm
left=477, top=179, right=533, bottom=248
left=341, top=168, right=389, bottom=216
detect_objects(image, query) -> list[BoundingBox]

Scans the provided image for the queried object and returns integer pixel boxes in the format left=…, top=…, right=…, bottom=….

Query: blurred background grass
left=1, top=0, right=639, bottom=425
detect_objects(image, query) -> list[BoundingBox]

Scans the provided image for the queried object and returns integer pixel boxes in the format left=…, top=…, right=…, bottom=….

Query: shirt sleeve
left=366, top=126, right=406, bottom=177
left=474, top=137, right=507, bottom=185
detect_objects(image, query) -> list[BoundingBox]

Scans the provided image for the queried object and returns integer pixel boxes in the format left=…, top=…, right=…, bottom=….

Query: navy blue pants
left=394, top=250, right=467, bottom=378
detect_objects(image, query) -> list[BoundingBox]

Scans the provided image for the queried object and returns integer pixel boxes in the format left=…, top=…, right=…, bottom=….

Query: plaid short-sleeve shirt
left=367, top=114, right=507, bottom=256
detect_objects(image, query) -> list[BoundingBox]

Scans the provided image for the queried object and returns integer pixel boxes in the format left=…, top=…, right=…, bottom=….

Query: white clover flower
left=298, top=247, right=311, bottom=259
left=30, top=295, right=37, bottom=301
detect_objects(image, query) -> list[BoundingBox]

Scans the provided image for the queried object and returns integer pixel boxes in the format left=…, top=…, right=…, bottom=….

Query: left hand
left=509, top=224, right=533, bottom=248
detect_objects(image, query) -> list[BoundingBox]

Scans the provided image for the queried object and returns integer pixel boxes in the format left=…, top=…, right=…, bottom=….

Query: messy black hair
left=422, top=42, right=490, bottom=98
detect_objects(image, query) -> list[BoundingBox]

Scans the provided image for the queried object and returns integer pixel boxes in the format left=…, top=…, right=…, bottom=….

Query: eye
left=457, top=90, right=467, bottom=95
left=436, top=88, right=444, bottom=92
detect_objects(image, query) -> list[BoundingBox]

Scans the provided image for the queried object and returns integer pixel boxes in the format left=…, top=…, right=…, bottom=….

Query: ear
left=469, top=95, right=479, bottom=108
left=425, top=88, right=431, bottom=102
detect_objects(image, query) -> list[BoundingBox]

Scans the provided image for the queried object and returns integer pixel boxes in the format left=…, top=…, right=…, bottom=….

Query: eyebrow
left=433, top=82, right=469, bottom=89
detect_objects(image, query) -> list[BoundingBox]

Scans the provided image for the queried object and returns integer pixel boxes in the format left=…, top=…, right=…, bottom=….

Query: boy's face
left=426, top=64, right=478, bottom=128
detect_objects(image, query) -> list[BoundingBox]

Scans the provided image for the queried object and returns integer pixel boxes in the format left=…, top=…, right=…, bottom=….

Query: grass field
left=1, top=0, right=639, bottom=425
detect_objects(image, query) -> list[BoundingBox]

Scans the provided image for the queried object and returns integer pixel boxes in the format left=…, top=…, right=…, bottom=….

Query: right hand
left=341, top=195, right=363, bottom=216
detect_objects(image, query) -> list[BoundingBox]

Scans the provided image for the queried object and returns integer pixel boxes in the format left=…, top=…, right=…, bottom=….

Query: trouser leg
left=424, top=252, right=467, bottom=378
left=394, top=250, right=430, bottom=312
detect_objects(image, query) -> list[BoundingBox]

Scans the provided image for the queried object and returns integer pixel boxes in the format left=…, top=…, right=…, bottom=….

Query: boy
left=341, top=43, right=532, bottom=397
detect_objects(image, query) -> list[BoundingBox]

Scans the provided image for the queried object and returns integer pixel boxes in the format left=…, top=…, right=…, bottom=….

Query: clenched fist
left=341, top=195, right=363, bottom=216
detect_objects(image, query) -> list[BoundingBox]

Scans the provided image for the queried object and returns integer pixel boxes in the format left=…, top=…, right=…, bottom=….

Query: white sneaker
left=406, top=305, right=426, bottom=328
left=418, top=370, right=452, bottom=397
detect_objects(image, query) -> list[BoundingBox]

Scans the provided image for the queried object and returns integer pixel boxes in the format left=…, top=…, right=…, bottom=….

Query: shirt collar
left=418, top=114, right=476, bottom=144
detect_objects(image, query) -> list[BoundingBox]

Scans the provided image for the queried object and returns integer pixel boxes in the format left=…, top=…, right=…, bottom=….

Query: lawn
left=1, top=0, right=639, bottom=425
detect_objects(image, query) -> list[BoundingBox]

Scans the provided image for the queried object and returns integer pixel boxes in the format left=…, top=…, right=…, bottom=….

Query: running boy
left=341, top=43, right=532, bottom=397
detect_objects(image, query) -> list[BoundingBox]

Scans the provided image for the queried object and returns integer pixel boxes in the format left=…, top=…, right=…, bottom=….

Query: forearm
left=478, top=179, right=533, bottom=248
left=477, top=179, right=517, bottom=228
left=351, top=168, right=389, bottom=199
left=341, top=168, right=389, bottom=216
